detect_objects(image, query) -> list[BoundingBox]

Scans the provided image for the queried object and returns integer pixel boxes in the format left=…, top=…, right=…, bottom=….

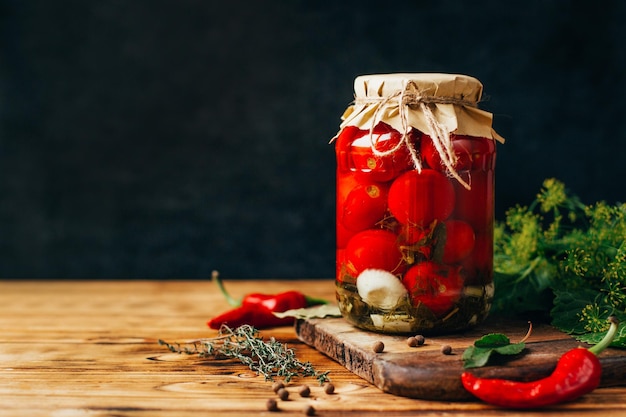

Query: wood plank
left=1, top=280, right=626, bottom=416
left=296, top=316, right=626, bottom=401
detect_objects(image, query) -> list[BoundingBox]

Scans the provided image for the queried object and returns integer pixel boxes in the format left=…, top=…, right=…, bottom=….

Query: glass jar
left=334, top=73, right=504, bottom=334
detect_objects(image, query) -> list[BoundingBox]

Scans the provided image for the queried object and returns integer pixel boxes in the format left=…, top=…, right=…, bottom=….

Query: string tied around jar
left=358, top=80, right=477, bottom=190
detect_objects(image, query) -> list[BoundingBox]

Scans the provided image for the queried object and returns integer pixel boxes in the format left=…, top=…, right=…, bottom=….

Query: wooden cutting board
left=295, top=316, right=626, bottom=401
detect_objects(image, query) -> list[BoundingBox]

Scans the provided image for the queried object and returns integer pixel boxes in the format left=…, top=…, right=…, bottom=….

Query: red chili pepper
left=461, top=316, right=619, bottom=409
left=207, top=271, right=327, bottom=330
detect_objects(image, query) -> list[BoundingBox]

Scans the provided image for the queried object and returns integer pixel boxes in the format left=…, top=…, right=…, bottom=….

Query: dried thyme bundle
left=158, top=324, right=330, bottom=384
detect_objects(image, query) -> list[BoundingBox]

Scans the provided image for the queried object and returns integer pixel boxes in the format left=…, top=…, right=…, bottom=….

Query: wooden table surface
left=1, top=279, right=625, bottom=417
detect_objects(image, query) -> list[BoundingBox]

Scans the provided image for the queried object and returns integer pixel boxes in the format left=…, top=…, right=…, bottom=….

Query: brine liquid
left=335, top=123, right=496, bottom=333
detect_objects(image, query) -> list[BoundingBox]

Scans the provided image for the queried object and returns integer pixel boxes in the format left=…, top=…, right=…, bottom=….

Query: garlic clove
left=356, top=268, right=408, bottom=310
left=370, top=314, right=416, bottom=332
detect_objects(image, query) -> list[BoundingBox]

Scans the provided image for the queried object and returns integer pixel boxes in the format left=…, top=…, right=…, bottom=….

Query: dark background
left=1, top=1, right=624, bottom=279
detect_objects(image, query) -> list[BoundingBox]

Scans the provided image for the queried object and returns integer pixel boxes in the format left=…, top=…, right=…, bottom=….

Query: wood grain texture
left=1, top=280, right=625, bottom=417
left=296, top=317, right=626, bottom=401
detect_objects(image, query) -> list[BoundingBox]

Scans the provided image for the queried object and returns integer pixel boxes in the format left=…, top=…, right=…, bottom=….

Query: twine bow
left=359, top=80, right=477, bottom=190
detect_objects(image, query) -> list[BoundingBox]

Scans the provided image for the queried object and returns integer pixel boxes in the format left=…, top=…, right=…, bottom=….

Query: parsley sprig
left=492, top=178, right=626, bottom=348
left=462, top=333, right=527, bottom=368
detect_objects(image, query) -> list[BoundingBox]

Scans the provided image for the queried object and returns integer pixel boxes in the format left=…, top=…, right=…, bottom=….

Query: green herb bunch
left=493, top=178, right=626, bottom=347
left=159, top=324, right=330, bottom=384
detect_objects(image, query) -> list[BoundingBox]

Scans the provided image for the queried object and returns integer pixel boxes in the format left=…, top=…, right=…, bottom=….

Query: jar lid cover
left=353, top=73, right=483, bottom=104
left=339, top=73, right=504, bottom=143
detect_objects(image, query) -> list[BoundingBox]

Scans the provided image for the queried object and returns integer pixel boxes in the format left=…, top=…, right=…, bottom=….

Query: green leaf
left=574, top=321, right=626, bottom=348
left=550, top=288, right=598, bottom=335
left=474, top=333, right=511, bottom=348
left=491, top=270, right=555, bottom=317
left=493, top=342, right=526, bottom=356
left=462, top=333, right=526, bottom=369
left=462, top=346, right=492, bottom=368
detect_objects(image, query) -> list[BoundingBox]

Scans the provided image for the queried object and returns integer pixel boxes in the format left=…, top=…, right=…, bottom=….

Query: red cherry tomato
left=453, top=170, right=494, bottom=232
left=402, top=261, right=464, bottom=317
left=336, top=220, right=355, bottom=249
left=420, top=135, right=495, bottom=231
left=337, top=171, right=359, bottom=202
left=442, top=220, right=475, bottom=264
left=461, top=232, right=493, bottom=286
left=337, top=172, right=389, bottom=242
left=350, top=124, right=414, bottom=182
left=336, top=172, right=360, bottom=247
left=345, top=229, right=403, bottom=275
left=387, top=169, right=455, bottom=226
left=335, top=126, right=361, bottom=173
left=341, top=182, right=389, bottom=232
left=420, top=135, right=495, bottom=172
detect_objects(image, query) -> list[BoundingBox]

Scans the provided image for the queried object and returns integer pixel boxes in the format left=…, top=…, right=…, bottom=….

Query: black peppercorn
left=372, top=341, right=385, bottom=353
left=277, top=387, right=290, bottom=401
left=324, top=383, right=335, bottom=394
left=266, top=398, right=279, bottom=411
left=298, top=385, right=311, bottom=397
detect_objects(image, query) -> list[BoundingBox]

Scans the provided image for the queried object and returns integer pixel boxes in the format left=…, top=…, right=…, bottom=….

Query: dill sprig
left=158, top=324, right=330, bottom=384
left=492, top=178, right=626, bottom=348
